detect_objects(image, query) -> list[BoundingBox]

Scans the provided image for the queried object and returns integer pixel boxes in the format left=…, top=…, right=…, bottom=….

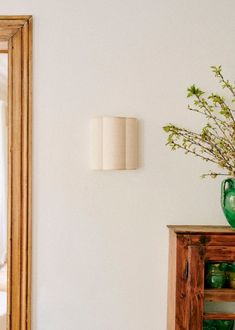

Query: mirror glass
left=0, top=46, right=8, bottom=330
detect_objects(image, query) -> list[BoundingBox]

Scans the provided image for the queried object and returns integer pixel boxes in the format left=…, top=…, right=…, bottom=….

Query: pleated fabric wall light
left=91, top=116, right=139, bottom=170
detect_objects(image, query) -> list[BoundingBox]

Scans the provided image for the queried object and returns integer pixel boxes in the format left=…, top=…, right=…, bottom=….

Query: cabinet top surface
left=168, top=225, right=235, bottom=234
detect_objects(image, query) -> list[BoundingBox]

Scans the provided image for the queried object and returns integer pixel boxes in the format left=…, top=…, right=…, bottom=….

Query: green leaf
left=187, top=84, right=204, bottom=98
left=163, top=125, right=171, bottom=133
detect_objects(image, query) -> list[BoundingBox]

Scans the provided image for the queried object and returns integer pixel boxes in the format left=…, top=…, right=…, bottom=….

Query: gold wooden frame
left=0, top=16, right=32, bottom=330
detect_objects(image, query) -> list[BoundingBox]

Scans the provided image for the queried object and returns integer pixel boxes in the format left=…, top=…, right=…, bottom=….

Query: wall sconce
left=91, top=116, right=139, bottom=170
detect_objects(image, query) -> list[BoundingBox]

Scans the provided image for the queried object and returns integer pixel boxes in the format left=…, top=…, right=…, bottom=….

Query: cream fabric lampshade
left=91, top=116, right=138, bottom=170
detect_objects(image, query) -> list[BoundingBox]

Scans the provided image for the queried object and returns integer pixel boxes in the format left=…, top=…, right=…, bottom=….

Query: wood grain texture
left=175, top=236, right=189, bottom=329
left=167, top=227, right=235, bottom=329
left=0, top=16, right=32, bottom=330
left=204, top=313, right=235, bottom=320
left=205, top=289, right=235, bottom=302
left=205, top=246, right=235, bottom=261
left=185, top=234, right=235, bottom=246
left=0, top=16, right=32, bottom=20
left=168, top=225, right=234, bottom=234
left=167, top=230, right=176, bottom=330
left=187, top=245, right=205, bottom=330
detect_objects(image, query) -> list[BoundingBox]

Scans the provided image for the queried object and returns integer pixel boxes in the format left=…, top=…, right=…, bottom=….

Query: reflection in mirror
left=0, top=45, right=8, bottom=330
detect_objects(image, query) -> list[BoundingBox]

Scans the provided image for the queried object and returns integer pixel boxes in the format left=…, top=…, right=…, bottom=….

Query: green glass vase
left=205, top=263, right=227, bottom=289
left=221, top=178, right=235, bottom=229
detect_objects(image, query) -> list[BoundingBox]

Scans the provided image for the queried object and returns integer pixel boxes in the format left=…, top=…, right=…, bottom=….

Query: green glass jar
left=215, top=262, right=235, bottom=288
left=205, top=263, right=227, bottom=289
left=218, top=320, right=234, bottom=329
left=203, top=320, right=234, bottom=330
left=203, top=320, right=217, bottom=330
left=229, top=271, right=235, bottom=288
left=221, top=178, right=235, bottom=229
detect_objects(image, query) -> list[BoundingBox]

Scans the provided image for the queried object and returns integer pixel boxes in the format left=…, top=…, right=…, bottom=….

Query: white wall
left=0, top=54, right=8, bottom=266
left=0, top=55, right=7, bottom=103
left=1, top=1, right=235, bottom=329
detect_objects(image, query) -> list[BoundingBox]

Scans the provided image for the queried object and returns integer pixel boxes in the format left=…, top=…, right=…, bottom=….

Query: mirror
left=0, top=16, right=32, bottom=330
left=0, top=44, right=8, bottom=330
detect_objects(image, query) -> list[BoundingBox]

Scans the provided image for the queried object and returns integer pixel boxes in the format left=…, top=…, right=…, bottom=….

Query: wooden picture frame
left=0, top=16, right=32, bottom=330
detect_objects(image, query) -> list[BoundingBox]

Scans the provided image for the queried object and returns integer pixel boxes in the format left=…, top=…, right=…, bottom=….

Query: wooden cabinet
left=167, top=226, right=235, bottom=329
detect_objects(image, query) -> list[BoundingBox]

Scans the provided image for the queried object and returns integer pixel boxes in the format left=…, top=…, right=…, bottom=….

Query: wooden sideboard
left=167, top=225, right=235, bottom=329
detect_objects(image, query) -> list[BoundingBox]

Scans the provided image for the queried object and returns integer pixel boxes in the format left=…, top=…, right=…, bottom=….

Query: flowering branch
left=163, top=66, right=235, bottom=179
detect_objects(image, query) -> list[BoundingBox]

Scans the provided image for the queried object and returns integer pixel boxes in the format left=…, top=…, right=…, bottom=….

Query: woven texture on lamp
left=91, top=116, right=138, bottom=170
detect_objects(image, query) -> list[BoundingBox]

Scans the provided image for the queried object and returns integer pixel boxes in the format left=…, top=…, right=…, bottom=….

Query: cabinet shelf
left=204, top=313, right=235, bottom=320
left=204, top=289, right=235, bottom=302
left=167, top=226, right=235, bottom=329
